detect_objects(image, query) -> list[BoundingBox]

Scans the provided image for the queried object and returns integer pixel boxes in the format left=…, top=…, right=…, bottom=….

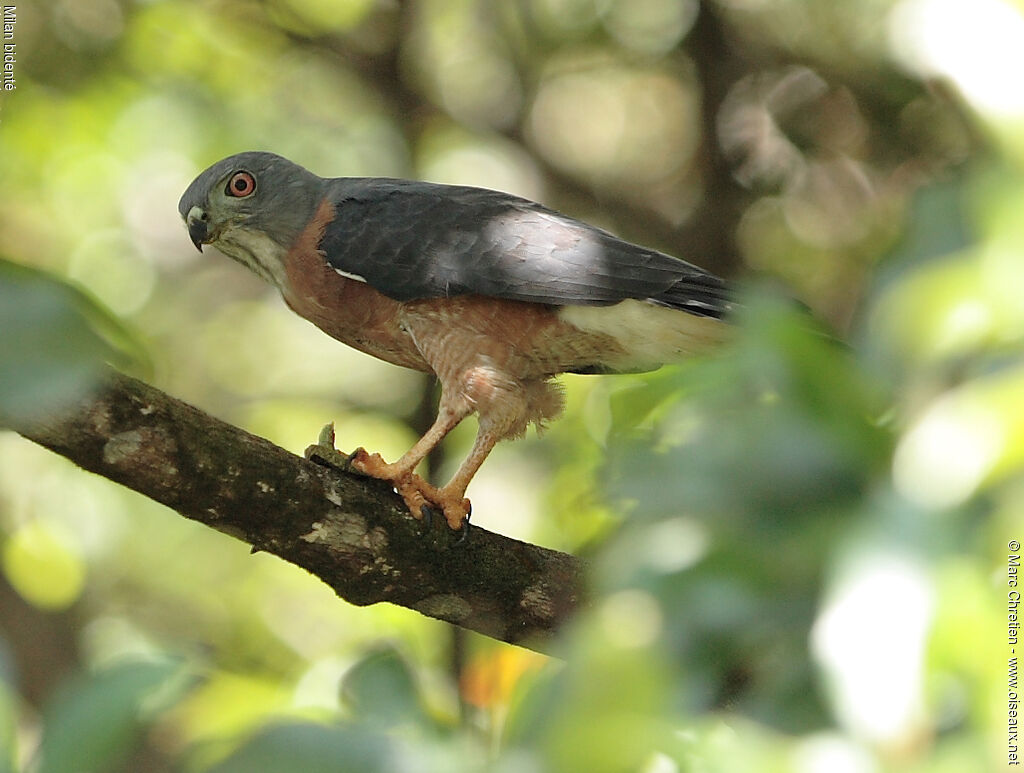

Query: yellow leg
left=354, top=421, right=501, bottom=531
left=348, top=400, right=471, bottom=521
left=352, top=402, right=467, bottom=480
left=429, top=427, right=502, bottom=530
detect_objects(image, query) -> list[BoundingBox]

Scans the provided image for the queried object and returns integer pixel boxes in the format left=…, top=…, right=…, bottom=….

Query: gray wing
left=319, top=178, right=731, bottom=319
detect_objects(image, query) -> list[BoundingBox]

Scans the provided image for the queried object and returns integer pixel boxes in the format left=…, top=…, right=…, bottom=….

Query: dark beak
left=185, top=206, right=210, bottom=252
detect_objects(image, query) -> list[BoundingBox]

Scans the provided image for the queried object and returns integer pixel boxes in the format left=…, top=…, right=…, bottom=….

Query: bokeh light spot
left=2, top=521, right=86, bottom=610
left=890, top=0, right=1024, bottom=117
left=811, top=554, right=932, bottom=742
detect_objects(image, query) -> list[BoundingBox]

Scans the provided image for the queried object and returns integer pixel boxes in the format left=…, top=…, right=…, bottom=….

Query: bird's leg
left=346, top=400, right=471, bottom=521
left=348, top=403, right=466, bottom=481
left=422, top=426, right=502, bottom=531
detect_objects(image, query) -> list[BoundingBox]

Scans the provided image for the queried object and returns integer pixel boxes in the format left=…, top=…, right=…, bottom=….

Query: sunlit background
left=0, top=0, right=1021, bottom=771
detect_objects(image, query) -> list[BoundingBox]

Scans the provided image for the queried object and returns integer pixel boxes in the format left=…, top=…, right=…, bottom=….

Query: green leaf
left=0, top=258, right=150, bottom=424
left=204, top=722, right=397, bottom=773
left=36, top=659, right=183, bottom=773
left=596, top=286, right=888, bottom=731
left=339, top=646, right=425, bottom=728
left=504, top=619, right=672, bottom=773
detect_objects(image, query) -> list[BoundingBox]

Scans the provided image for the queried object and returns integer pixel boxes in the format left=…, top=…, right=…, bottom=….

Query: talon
left=454, top=514, right=470, bottom=546
left=442, top=497, right=472, bottom=532
left=419, top=504, right=434, bottom=532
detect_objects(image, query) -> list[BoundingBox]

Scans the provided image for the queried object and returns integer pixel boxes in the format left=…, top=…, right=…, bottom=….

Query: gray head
left=178, top=151, right=325, bottom=285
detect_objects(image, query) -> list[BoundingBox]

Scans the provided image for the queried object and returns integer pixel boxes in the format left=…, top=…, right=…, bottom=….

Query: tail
left=649, top=272, right=734, bottom=320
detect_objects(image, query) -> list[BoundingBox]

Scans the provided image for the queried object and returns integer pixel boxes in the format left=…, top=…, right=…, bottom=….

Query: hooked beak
left=185, top=206, right=211, bottom=252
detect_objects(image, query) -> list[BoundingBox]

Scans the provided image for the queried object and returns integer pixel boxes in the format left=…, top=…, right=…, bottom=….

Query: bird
left=179, top=151, right=732, bottom=533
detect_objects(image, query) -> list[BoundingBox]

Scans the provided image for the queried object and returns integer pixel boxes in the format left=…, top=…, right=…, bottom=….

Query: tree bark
left=2, top=370, right=585, bottom=654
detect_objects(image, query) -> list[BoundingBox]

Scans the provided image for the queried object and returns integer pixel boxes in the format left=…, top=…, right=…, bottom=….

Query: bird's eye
left=226, top=171, right=256, bottom=198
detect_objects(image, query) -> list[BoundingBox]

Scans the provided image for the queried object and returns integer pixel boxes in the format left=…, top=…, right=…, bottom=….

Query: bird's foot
left=313, top=437, right=470, bottom=534
left=421, top=502, right=471, bottom=544
left=305, top=429, right=396, bottom=485
left=394, top=476, right=471, bottom=533
left=386, top=468, right=470, bottom=534
left=345, top=446, right=394, bottom=479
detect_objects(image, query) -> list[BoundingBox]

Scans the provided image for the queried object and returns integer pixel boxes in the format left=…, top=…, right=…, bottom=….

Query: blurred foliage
left=34, top=659, right=188, bottom=773
left=0, top=258, right=147, bottom=424
left=0, top=0, right=1021, bottom=771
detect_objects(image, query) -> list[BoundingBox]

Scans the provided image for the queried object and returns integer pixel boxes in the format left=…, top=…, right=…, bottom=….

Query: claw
left=454, top=513, right=470, bottom=546
left=419, top=503, right=434, bottom=533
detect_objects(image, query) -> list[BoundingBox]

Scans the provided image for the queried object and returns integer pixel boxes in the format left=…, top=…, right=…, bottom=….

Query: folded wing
left=319, top=179, right=732, bottom=319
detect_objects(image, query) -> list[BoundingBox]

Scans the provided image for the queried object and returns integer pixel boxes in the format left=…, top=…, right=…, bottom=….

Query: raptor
left=179, top=152, right=732, bottom=532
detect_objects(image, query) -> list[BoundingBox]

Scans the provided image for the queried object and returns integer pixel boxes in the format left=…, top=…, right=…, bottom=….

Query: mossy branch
left=4, top=370, right=585, bottom=653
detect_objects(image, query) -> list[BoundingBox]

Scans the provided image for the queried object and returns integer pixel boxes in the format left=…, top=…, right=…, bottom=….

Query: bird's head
left=178, top=151, right=324, bottom=285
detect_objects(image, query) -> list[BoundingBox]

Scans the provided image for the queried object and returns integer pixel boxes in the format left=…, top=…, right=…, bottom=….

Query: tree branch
left=2, top=370, right=585, bottom=654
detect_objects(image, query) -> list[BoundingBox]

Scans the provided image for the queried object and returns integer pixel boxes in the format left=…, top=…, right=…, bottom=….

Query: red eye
left=226, top=171, right=256, bottom=198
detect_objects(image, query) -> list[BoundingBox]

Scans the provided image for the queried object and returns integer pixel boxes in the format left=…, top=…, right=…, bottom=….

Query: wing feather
left=319, top=178, right=731, bottom=319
